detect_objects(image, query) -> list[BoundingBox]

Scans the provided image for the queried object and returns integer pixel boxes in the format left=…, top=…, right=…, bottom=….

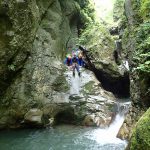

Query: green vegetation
left=8, top=64, right=16, bottom=71
left=129, top=108, right=150, bottom=150
left=52, top=75, right=69, bottom=92
left=113, top=0, right=125, bottom=22
left=140, top=0, right=150, bottom=21
left=134, top=0, right=150, bottom=73
left=78, top=21, right=114, bottom=62
left=75, top=0, right=95, bottom=27
left=133, top=22, right=150, bottom=73
left=122, top=0, right=150, bottom=73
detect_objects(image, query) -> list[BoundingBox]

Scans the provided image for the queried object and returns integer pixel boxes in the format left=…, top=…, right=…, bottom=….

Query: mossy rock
left=129, top=108, right=150, bottom=150
left=52, top=75, right=69, bottom=92
left=81, top=81, right=95, bottom=95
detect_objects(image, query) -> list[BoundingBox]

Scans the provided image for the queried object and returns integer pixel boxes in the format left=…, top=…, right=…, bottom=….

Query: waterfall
left=84, top=101, right=131, bottom=145
left=65, top=68, right=131, bottom=147
left=65, top=68, right=81, bottom=95
left=65, top=68, right=92, bottom=95
left=122, top=60, right=129, bottom=71
left=70, top=75, right=81, bottom=95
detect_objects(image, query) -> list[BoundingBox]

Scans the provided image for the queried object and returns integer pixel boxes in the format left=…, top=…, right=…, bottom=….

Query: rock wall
left=0, top=0, right=117, bottom=129
left=116, top=0, right=150, bottom=146
left=0, top=0, right=39, bottom=96
left=0, top=0, right=81, bottom=128
left=78, top=21, right=130, bottom=97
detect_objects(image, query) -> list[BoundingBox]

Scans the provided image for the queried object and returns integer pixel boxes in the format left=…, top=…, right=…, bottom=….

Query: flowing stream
left=0, top=69, right=130, bottom=150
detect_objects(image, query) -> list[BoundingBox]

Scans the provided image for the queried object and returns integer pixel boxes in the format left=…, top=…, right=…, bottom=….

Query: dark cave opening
left=94, top=68, right=130, bottom=98
left=54, top=108, right=77, bottom=125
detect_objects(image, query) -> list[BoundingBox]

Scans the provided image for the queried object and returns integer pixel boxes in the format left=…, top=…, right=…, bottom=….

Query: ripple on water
left=0, top=125, right=127, bottom=150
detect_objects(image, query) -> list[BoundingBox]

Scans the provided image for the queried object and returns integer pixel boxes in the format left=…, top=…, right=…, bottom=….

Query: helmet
left=73, top=53, right=76, bottom=57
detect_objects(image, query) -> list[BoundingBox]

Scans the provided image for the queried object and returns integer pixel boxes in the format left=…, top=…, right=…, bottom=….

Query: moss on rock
left=128, top=108, right=150, bottom=150
left=52, top=75, right=69, bottom=92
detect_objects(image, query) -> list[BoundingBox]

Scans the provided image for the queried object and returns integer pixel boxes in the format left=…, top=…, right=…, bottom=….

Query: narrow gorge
left=0, top=0, right=149, bottom=150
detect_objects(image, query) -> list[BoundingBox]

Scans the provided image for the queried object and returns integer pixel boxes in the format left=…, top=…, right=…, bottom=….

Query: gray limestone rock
left=24, top=109, right=43, bottom=125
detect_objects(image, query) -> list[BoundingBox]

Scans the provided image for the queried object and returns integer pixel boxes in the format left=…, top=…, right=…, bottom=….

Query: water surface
left=0, top=124, right=126, bottom=150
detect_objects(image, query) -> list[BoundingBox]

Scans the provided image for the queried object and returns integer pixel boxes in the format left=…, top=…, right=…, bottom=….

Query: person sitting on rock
left=72, top=53, right=80, bottom=77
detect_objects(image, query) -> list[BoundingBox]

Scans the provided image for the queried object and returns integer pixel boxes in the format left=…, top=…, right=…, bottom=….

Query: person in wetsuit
left=64, top=54, right=72, bottom=66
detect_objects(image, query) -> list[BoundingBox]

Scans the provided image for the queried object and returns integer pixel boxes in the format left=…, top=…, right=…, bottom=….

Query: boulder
left=24, top=109, right=43, bottom=125
left=82, top=113, right=113, bottom=127
left=82, top=114, right=96, bottom=126
left=127, top=108, right=150, bottom=150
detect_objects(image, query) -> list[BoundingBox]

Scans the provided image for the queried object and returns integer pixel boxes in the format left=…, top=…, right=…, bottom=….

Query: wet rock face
left=109, top=26, right=119, bottom=35
left=117, top=0, right=150, bottom=143
left=0, top=0, right=81, bottom=128
left=117, top=106, right=145, bottom=140
left=56, top=69, right=118, bottom=128
left=0, top=0, right=130, bottom=129
left=24, top=109, right=43, bottom=126
left=0, top=0, right=39, bottom=96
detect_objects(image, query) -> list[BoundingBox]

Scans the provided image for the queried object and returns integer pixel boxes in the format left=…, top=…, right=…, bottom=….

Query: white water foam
left=84, top=102, right=131, bottom=146
left=84, top=114, right=126, bottom=145
left=65, top=68, right=95, bottom=95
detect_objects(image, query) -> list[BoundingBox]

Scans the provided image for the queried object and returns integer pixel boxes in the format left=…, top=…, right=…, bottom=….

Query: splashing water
left=70, top=73, right=81, bottom=95
left=84, top=114, right=126, bottom=145
left=84, top=101, right=131, bottom=146
left=65, top=68, right=95, bottom=95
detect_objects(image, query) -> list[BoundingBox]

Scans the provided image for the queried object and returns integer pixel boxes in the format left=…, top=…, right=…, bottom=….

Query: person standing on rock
left=78, top=51, right=85, bottom=67
left=72, top=53, right=81, bottom=77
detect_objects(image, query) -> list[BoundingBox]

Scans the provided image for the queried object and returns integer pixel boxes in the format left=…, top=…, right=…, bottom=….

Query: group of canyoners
left=64, top=47, right=86, bottom=77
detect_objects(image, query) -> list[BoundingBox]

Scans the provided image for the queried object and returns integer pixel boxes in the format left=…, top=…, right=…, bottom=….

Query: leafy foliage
left=133, top=22, right=150, bottom=73
left=113, top=0, right=125, bottom=22
left=140, top=0, right=150, bottom=21
left=77, top=21, right=115, bottom=63
left=8, top=64, right=16, bottom=71
left=76, top=0, right=95, bottom=28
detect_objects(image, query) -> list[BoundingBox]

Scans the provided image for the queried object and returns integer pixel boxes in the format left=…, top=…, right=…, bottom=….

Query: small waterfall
left=65, top=69, right=81, bottom=95
left=65, top=68, right=92, bottom=95
left=122, top=60, right=129, bottom=71
left=115, top=40, right=130, bottom=71
left=70, top=75, right=81, bottom=95
left=84, top=101, right=131, bottom=145
left=65, top=68, right=131, bottom=148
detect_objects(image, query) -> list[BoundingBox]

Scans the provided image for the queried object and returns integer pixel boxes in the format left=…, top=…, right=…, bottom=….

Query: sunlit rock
left=24, top=109, right=43, bottom=125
